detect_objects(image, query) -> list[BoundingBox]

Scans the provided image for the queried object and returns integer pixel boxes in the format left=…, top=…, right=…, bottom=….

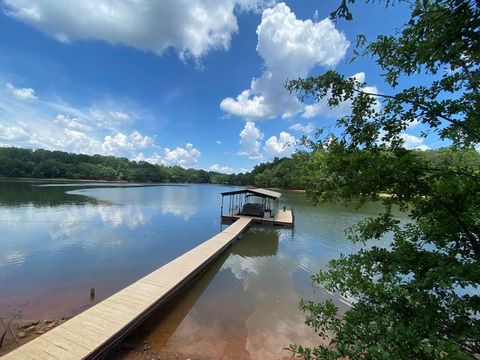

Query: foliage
left=286, top=0, right=479, bottom=358
left=0, top=147, right=219, bottom=184
left=0, top=146, right=314, bottom=188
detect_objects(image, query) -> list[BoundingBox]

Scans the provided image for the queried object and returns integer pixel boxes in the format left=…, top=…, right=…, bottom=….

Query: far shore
left=0, top=176, right=130, bottom=183
left=0, top=178, right=308, bottom=192
left=0, top=179, right=392, bottom=198
left=266, top=187, right=306, bottom=193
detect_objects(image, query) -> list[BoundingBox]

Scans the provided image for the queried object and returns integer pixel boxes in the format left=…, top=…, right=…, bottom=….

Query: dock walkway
left=3, top=217, right=253, bottom=360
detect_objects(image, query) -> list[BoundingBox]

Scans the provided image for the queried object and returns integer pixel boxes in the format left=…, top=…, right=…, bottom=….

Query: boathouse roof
left=221, top=187, right=281, bottom=199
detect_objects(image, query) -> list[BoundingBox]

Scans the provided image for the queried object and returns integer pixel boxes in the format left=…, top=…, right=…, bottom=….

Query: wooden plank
left=222, top=211, right=293, bottom=226
left=38, top=331, right=90, bottom=357
left=4, top=217, right=252, bottom=360
left=46, top=326, right=99, bottom=353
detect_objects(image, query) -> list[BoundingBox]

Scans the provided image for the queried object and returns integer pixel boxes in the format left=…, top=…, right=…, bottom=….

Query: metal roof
left=221, top=187, right=281, bottom=199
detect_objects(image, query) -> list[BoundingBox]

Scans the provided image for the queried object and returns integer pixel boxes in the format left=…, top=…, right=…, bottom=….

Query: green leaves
left=287, top=1, right=479, bottom=358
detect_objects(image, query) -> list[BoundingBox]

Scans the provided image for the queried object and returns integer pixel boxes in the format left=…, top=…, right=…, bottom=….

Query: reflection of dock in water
left=3, top=218, right=252, bottom=360
left=232, top=227, right=279, bottom=258
left=110, top=227, right=281, bottom=355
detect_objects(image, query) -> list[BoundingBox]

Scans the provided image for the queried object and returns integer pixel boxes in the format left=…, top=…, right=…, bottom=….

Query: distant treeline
left=0, top=146, right=478, bottom=189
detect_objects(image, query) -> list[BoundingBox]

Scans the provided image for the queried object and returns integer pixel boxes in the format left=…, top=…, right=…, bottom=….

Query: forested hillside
left=0, top=146, right=478, bottom=189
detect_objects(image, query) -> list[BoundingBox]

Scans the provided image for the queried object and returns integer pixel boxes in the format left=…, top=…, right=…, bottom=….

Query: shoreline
left=0, top=176, right=131, bottom=184
left=266, top=187, right=306, bottom=193
left=0, top=318, right=69, bottom=356
left=0, top=178, right=309, bottom=192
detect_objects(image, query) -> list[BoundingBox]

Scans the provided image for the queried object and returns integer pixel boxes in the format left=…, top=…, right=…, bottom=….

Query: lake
left=0, top=180, right=397, bottom=359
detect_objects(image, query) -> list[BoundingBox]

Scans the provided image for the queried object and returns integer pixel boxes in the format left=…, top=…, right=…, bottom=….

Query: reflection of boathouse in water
left=221, top=188, right=294, bottom=227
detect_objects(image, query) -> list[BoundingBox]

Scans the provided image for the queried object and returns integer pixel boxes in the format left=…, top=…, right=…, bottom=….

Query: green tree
left=286, top=0, right=479, bottom=358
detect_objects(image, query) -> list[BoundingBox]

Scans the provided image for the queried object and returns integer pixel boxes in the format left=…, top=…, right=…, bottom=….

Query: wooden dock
left=2, top=217, right=253, bottom=360
left=220, top=188, right=294, bottom=227
left=222, top=208, right=294, bottom=227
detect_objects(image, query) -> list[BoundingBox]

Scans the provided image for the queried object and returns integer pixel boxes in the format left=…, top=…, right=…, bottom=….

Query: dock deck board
left=2, top=217, right=253, bottom=360
left=222, top=209, right=293, bottom=226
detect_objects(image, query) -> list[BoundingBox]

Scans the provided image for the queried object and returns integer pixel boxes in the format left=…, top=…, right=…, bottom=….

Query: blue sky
left=0, top=0, right=433, bottom=173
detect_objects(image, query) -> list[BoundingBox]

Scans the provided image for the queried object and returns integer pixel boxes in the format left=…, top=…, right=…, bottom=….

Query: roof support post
left=221, top=195, right=224, bottom=216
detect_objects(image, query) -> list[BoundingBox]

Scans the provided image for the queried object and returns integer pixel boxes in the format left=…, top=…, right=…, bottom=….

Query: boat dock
left=3, top=217, right=253, bottom=360
left=221, top=188, right=294, bottom=227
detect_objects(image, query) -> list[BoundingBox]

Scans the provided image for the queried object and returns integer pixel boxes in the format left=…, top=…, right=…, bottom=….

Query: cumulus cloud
left=2, top=0, right=271, bottom=60
left=400, top=133, right=429, bottom=151
left=102, top=130, right=154, bottom=155
left=209, top=164, right=234, bottom=174
left=289, top=122, right=315, bottom=134
left=162, top=143, right=201, bottom=167
left=134, top=152, right=163, bottom=165
left=26, top=127, right=155, bottom=157
left=54, top=128, right=102, bottom=154
left=5, top=82, right=37, bottom=100
left=263, top=131, right=296, bottom=158
left=0, top=123, right=30, bottom=141
left=239, top=121, right=264, bottom=159
left=220, top=2, right=349, bottom=120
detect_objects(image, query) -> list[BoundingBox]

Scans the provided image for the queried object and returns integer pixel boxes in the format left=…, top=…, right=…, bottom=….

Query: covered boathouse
left=221, top=188, right=294, bottom=226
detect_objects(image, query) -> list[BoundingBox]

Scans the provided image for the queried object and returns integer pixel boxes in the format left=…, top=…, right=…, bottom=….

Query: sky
left=0, top=0, right=434, bottom=173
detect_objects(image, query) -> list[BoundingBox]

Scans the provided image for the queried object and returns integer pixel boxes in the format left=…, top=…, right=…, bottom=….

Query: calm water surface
left=0, top=180, right=401, bottom=359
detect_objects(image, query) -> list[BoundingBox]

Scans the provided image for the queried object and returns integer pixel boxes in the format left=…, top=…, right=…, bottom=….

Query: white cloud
left=220, top=2, right=349, bottom=120
left=216, top=140, right=222, bottom=145
left=109, top=111, right=130, bottom=122
left=407, top=119, right=420, bottom=130
left=2, top=0, right=271, bottom=60
left=134, top=152, right=163, bottom=164
left=0, top=123, right=30, bottom=141
left=289, top=122, right=315, bottom=134
left=162, top=143, right=201, bottom=167
left=101, top=130, right=154, bottom=155
left=90, top=108, right=135, bottom=129
left=0, top=81, right=166, bottom=159
left=400, top=133, right=429, bottom=151
left=5, top=82, right=37, bottom=101
left=54, top=114, right=92, bottom=132
left=263, top=131, right=296, bottom=158
left=221, top=89, right=275, bottom=119
left=239, top=121, right=264, bottom=159
left=58, top=128, right=102, bottom=155
left=0, top=81, right=207, bottom=166
left=25, top=127, right=155, bottom=157
left=209, top=164, right=234, bottom=174
left=302, top=72, right=381, bottom=119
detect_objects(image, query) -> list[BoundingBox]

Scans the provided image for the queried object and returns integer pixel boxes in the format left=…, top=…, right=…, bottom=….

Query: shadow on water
left=106, top=227, right=281, bottom=358
left=0, top=179, right=186, bottom=207
left=0, top=180, right=100, bottom=207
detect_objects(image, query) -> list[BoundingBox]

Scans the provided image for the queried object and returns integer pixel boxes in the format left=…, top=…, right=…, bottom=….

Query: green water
left=0, top=180, right=401, bottom=359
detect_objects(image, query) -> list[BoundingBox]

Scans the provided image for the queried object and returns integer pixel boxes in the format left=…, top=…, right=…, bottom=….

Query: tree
left=286, top=0, right=479, bottom=358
